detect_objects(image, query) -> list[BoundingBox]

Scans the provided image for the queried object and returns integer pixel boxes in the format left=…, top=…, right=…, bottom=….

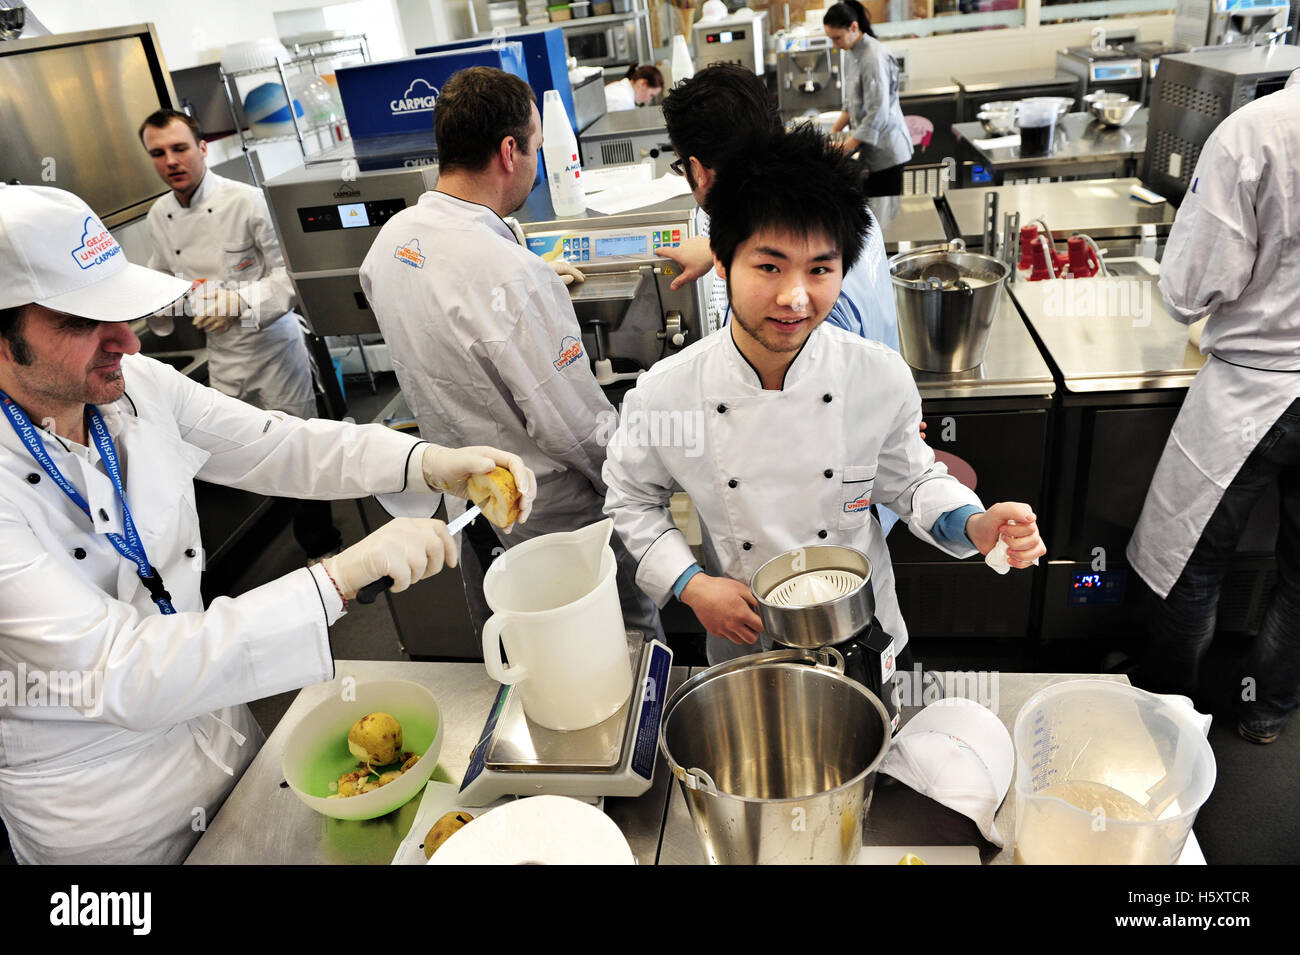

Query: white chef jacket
left=605, top=78, right=637, bottom=112
left=359, top=190, right=617, bottom=493
left=0, top=354, right=438, bottom=864
left=1127, top=70, right=1300, bottom=598
left=146, top=172, right=316, bottom=419
left=843, top=34, right=913, bottom=173
left=602, top=321, right=983, bottom=651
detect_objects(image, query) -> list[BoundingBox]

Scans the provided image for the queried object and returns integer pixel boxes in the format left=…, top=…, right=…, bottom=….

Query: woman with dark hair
left=605, top=64, right=665, bottom=111
left=823, top=0, right=913, bottom=196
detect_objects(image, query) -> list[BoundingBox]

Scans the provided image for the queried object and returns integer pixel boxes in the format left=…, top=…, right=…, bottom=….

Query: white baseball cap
left=0, top=183, right=190, bottom=322
left=879, top=697, right=1014, bottom=847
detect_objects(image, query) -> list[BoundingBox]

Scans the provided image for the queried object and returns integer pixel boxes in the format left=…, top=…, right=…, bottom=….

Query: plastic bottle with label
left=541, top=89, right=586, bottom=218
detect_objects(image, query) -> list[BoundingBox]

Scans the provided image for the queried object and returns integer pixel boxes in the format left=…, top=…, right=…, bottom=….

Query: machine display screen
left=707, top=30, right=745, bottom=43
left=595, top=234, right=648, bottom=257
left=1068, top=570, right=1126, bottom=607
left=337, top=203, right=371, bottom=228
left=297, top=197, right=407, bottom=234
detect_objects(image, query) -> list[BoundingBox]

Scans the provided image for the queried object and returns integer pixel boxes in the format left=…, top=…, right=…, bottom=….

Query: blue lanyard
left=0, top=391, right=176, bottom=614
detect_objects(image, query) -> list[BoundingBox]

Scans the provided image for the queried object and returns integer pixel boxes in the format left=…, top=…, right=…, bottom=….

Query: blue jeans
left=1141, top=398, right=1300, bottom=734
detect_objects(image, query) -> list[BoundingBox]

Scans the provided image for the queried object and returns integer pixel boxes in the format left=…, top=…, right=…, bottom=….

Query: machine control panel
left=1068, top=569, right=1126, bottom=607
left=297, top=197, right=408, bottom=234
left=526, top=223, right=689, bottom=264
left=1091, top=62, right=1142, bottom=81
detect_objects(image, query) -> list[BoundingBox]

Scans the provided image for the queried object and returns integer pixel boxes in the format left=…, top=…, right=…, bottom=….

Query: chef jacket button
left=175, top=249, right=181, bottom=255
left=818, top=530, right=828, bottom=539
left=185, top=548, right=197, bottom=558
left=73, top=548, right=86, bottom=560
left=727, top=478, right=738, bottom=489
left=716, top=404, right=727, bottom=414
left=25, top=473, right=39, bottom=484
left=98, top=508, right=109, bottom=522
left=823, top=394, right=832, bottom=403
left=742, top=541, right=752, bottom=551
left=823, top=469, right=834, bottom=479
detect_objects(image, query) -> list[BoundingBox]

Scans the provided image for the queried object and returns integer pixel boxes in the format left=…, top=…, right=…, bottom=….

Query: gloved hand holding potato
left=421, top=444, right=536, bottom=531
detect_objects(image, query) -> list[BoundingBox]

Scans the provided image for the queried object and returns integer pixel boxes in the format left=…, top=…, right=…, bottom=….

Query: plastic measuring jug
left=481, top=520, right=632, bottom=731
left=1012, top=680, right=1216, bottom=864
left=1017, top=99, right=1058, bottom=157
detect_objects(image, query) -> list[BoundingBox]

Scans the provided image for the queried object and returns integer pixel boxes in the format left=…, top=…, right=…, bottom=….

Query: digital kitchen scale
left=458, top=634, right=673, bottom=806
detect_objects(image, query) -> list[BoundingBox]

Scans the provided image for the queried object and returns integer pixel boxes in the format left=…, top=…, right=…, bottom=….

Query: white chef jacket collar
left=424, top=190, right=519, bottom=245
left=175, top=170, right=217, bottom=210
left=723, top=319, right=823, bottom=391
left=1288, top=68, right=1300, bottom=90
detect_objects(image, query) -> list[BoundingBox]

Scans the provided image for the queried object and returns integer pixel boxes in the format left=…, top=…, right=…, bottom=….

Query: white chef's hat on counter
left=879, top=697, right=1014, bottom=847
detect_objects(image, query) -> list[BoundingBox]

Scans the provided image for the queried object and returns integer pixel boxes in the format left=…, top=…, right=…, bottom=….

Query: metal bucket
left=890, top=239, right=1008, bottom=372
left=660, top=647, right=892, bottom=864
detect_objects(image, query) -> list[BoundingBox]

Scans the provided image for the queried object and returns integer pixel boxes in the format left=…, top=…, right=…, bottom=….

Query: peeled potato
left=423, top=810, right=474, bottom=860
left=347, top=712, right=403, bottom=765
left=466, top=466, right=522, bottom=528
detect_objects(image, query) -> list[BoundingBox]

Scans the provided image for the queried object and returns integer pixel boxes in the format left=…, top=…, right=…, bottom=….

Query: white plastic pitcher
left=1012, top=680, right=1216, bottom=865
left=481, top=520, right=632, bottom=731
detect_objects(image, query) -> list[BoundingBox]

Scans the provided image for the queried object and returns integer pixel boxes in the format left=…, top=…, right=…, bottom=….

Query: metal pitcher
left=660, top=647, right=892, bottom=864
left=890, top=239, right=1009, bottom=372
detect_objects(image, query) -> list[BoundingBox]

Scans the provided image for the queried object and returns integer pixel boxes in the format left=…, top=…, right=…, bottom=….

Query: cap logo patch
left=71, top=216, right=122, bottom=271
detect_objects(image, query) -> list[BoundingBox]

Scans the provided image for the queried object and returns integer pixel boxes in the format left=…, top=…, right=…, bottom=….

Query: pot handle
left=813, top=645, right=846, bottom=674
left=676, top=766, right=719, bottom=794
left=946, top=237, right=967, bottom=253
left=481, top=613, right=528, bottom=686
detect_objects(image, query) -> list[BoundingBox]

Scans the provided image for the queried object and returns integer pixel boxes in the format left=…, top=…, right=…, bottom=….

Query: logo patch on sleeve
left=394, top=238, right=426, bottom=269
left=553, top=335, right=584, bottom=370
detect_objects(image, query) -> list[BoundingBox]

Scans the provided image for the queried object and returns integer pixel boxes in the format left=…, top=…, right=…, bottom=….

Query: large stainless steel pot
left=660, top=647, right=892, bottom=864
left=750, top=545, right=873, bottom=648
left=890, top=239, right=1008, bottom=372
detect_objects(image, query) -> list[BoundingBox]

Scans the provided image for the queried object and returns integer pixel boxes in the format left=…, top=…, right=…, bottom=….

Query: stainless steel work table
left=185, top=660, right=688, bottom=865
left=1008, top=274, right=1205, bottom=394
left=953, top=110, right=1148, bottom=181
left=187, top=663, right=1150, bottom=865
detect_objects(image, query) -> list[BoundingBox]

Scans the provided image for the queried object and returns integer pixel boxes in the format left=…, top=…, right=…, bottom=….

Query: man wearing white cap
left=0, top=184, right=536, bottom=864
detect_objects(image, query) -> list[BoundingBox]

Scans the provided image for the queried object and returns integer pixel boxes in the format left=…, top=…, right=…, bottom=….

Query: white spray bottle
left=541, top=89, right=586, bottom=218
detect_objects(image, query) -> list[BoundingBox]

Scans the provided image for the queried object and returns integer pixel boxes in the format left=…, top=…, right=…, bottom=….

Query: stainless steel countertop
left=943, top=178, right=1174, bottom=240
left=659, top=672, right=1129, bottom=865
left=185, top=660, right=686, bottom=865
left=909, top=294, right=1055, bottom=401
left=869, top=193, right=948, bottom=252
left=580, top=105, right=667, bottom=138
left=953, top=110, right=1147, bottom=171
left=1010, top=274, right=1207, bottom=393
left=955, top=69, right=1080, bottom=94
left=900, top=73, right=961, bottom=97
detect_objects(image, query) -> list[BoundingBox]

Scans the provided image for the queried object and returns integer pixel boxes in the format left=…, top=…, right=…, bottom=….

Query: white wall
left=29, top=0, right=415, bottom=71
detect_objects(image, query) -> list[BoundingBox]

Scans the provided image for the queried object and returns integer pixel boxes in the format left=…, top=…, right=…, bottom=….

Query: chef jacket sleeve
left=239, top=192, right=299, bottom=329
left=485, top=273, right=617, bottom=493
left=0, top=497, right=335, bottom=731
left=871, top=355, right=983, bottom=559
left=602, top=384, right=697, bottom=607
left=1157, top=123, right=1261, bottom=324
left=147, top=356, right=436, bottom=506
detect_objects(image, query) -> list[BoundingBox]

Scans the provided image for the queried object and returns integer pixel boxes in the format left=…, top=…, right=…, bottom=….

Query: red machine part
left=1028, top=234, right=1061, bottom=281
left=1066, top=234, right=1100, bottom=278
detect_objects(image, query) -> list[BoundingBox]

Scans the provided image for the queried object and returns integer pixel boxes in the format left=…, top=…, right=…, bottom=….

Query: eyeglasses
left=668, top=156, right=686, bottom=177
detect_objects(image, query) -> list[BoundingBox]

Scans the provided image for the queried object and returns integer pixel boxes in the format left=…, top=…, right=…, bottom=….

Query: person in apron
left=1127, top=71, right=1300, bottom=745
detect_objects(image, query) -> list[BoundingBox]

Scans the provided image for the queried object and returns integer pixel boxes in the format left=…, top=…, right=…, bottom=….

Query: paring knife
left=355, top=504, right=482, bottom=605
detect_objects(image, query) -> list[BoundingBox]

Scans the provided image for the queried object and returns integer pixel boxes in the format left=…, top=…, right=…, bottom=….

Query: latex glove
left=654, top=235, right=713, bottom=291
left=190, top=286, right=244, bottom=334
left=550, top=259, right=586, bottom=286
left=680, top=574, right=763, bottom=646
left=421, top=444, right=536, bottom=529
left=966, top=503, right=1045, bottom=570
left=320, top=517, right=457, bottom=599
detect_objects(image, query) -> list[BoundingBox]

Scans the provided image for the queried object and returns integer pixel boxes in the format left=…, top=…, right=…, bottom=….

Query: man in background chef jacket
left=603, top=127, right=1044, bottom=665
left=359, top=67, right=661, bottom=642
left=1127, top=71, right=1300, bottom=744
left=0, top=183, right=535, bottom=863
left=139, top=109, right=341, bottom=560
